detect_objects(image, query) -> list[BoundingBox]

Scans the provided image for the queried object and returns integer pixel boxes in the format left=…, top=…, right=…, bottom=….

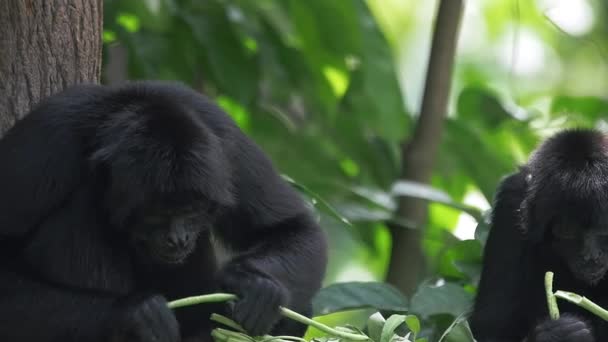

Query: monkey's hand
left=109, top=294, right=181, bottom=342
left=529, top=315, right=593, bottom=342
left=217, top=261, right=289, bottom=336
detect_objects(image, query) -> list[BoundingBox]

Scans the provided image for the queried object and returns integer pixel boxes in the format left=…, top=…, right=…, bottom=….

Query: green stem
left=278, top=307, right=368, bottom=341
left=554, top=291, right=608, bottom=321
left=211, top=313, right=247, bottom=333
left=167, top=293, right=237, bottom=309
left=260, top=336, right=307, bottom=342
left=168, top=293, right=369, bottom=341
left=544, top=272, right=560, bottom=320
left=212, top=328, right=253, bottom=342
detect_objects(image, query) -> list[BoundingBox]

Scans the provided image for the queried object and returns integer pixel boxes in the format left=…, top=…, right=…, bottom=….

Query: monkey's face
left=129, top=204, right=212, bottom=265
left=551, top=224, right=608, bottom=286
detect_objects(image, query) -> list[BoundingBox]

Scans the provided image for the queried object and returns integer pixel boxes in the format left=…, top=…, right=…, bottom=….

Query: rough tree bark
left=0, top=0, right=103, bottom=135
left=386, top=0, right=464, bottom=296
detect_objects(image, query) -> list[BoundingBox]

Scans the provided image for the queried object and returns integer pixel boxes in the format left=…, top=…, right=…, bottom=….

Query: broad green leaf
left=410, top=281, right=473, bottom=319
left=313, top=282, right=408, bottom=316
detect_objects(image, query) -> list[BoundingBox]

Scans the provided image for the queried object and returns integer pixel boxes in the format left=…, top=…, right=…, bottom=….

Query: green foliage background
left=101, top=0, right=608, bottom=340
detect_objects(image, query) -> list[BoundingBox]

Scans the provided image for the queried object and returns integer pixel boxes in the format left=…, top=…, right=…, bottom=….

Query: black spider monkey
left=0, top=81, right=328, bottom=342
left=471, top=129, right=608, bottom=342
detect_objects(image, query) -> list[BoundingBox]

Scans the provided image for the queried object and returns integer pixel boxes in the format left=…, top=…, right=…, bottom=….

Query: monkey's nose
left=167, top=233, right=189, bottom=249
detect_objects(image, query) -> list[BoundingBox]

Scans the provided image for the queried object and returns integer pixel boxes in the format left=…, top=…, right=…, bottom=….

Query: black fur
left=471, top=129, right=608, bottom=342
left=0, top=81, right=327, bottom=342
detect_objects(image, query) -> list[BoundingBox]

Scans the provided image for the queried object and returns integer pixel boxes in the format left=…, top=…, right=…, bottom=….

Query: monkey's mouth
left=156, top=249, right=192, bottom=264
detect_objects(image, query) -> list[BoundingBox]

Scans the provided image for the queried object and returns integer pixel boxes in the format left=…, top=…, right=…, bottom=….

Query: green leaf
left=440, top=119, right=534, bottom=200
left=367, top=312, right=387, bottom=342
left=282, top=175, right=351, bottom=227
left=180, top=3, right=258, bottom=104
left=391, top=181, right=482, bottom=221
left=410, top=281, right=473, bottom=319
left=348, top=186, right=396, bottom=211
left=438, top=314, right=476, bottom=342
left=437, top=240, right=482, bottom=282
left=335, top=203, right=393, bottom=223
left=103, top=30, right=117, bottom=43
left=312, top=282, right=408, bottom=316
left=551, top=96, right=608, bottom=124
left=474, top=210, right=492, bottom=245
left=216, top=95, right=251, bottom=131
left=116, top=13, right=141, bottom=32
left=457, top=87, right=511, bottom=127
left=334, top=1, right=410, bottom=144
left=404, top=315, right=421, bottom=336
left=380, top=315, right=406, bottom=342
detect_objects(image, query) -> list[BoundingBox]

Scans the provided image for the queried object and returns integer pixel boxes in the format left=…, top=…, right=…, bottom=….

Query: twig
left=279, top=307, right=368, bottom=341
left=544, top=272, right=560, bottom=319
left=554, top=291, right=608, bottom=321
left=167, top=293, right=237, bottom=309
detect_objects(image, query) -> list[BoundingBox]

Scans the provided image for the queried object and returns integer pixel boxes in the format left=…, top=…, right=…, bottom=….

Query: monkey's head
left=521, top=129, right=608, bottom=285
left=90, top=83, right=235, bottom=265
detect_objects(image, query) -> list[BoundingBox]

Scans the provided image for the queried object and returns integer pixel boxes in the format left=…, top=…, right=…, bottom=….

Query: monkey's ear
left=0, top=102, right=84, bottom=237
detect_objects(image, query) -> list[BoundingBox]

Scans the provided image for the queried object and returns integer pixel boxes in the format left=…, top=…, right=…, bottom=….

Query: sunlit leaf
left=103, top=30, right=117, bottom=43
left=216, top=95, right=250, bottom=131
left=405, top=315, right=421, bottom=336
left=116, top=13, right=141, bottom=32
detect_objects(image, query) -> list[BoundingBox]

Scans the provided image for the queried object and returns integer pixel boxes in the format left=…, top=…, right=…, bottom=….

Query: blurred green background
left=101, top=0, right=608, bottom=340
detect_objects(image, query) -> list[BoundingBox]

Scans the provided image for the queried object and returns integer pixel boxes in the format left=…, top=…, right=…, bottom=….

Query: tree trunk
left=0, top=0, right=103, bottom=135
left=386, top=0, right=464, bottom=296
